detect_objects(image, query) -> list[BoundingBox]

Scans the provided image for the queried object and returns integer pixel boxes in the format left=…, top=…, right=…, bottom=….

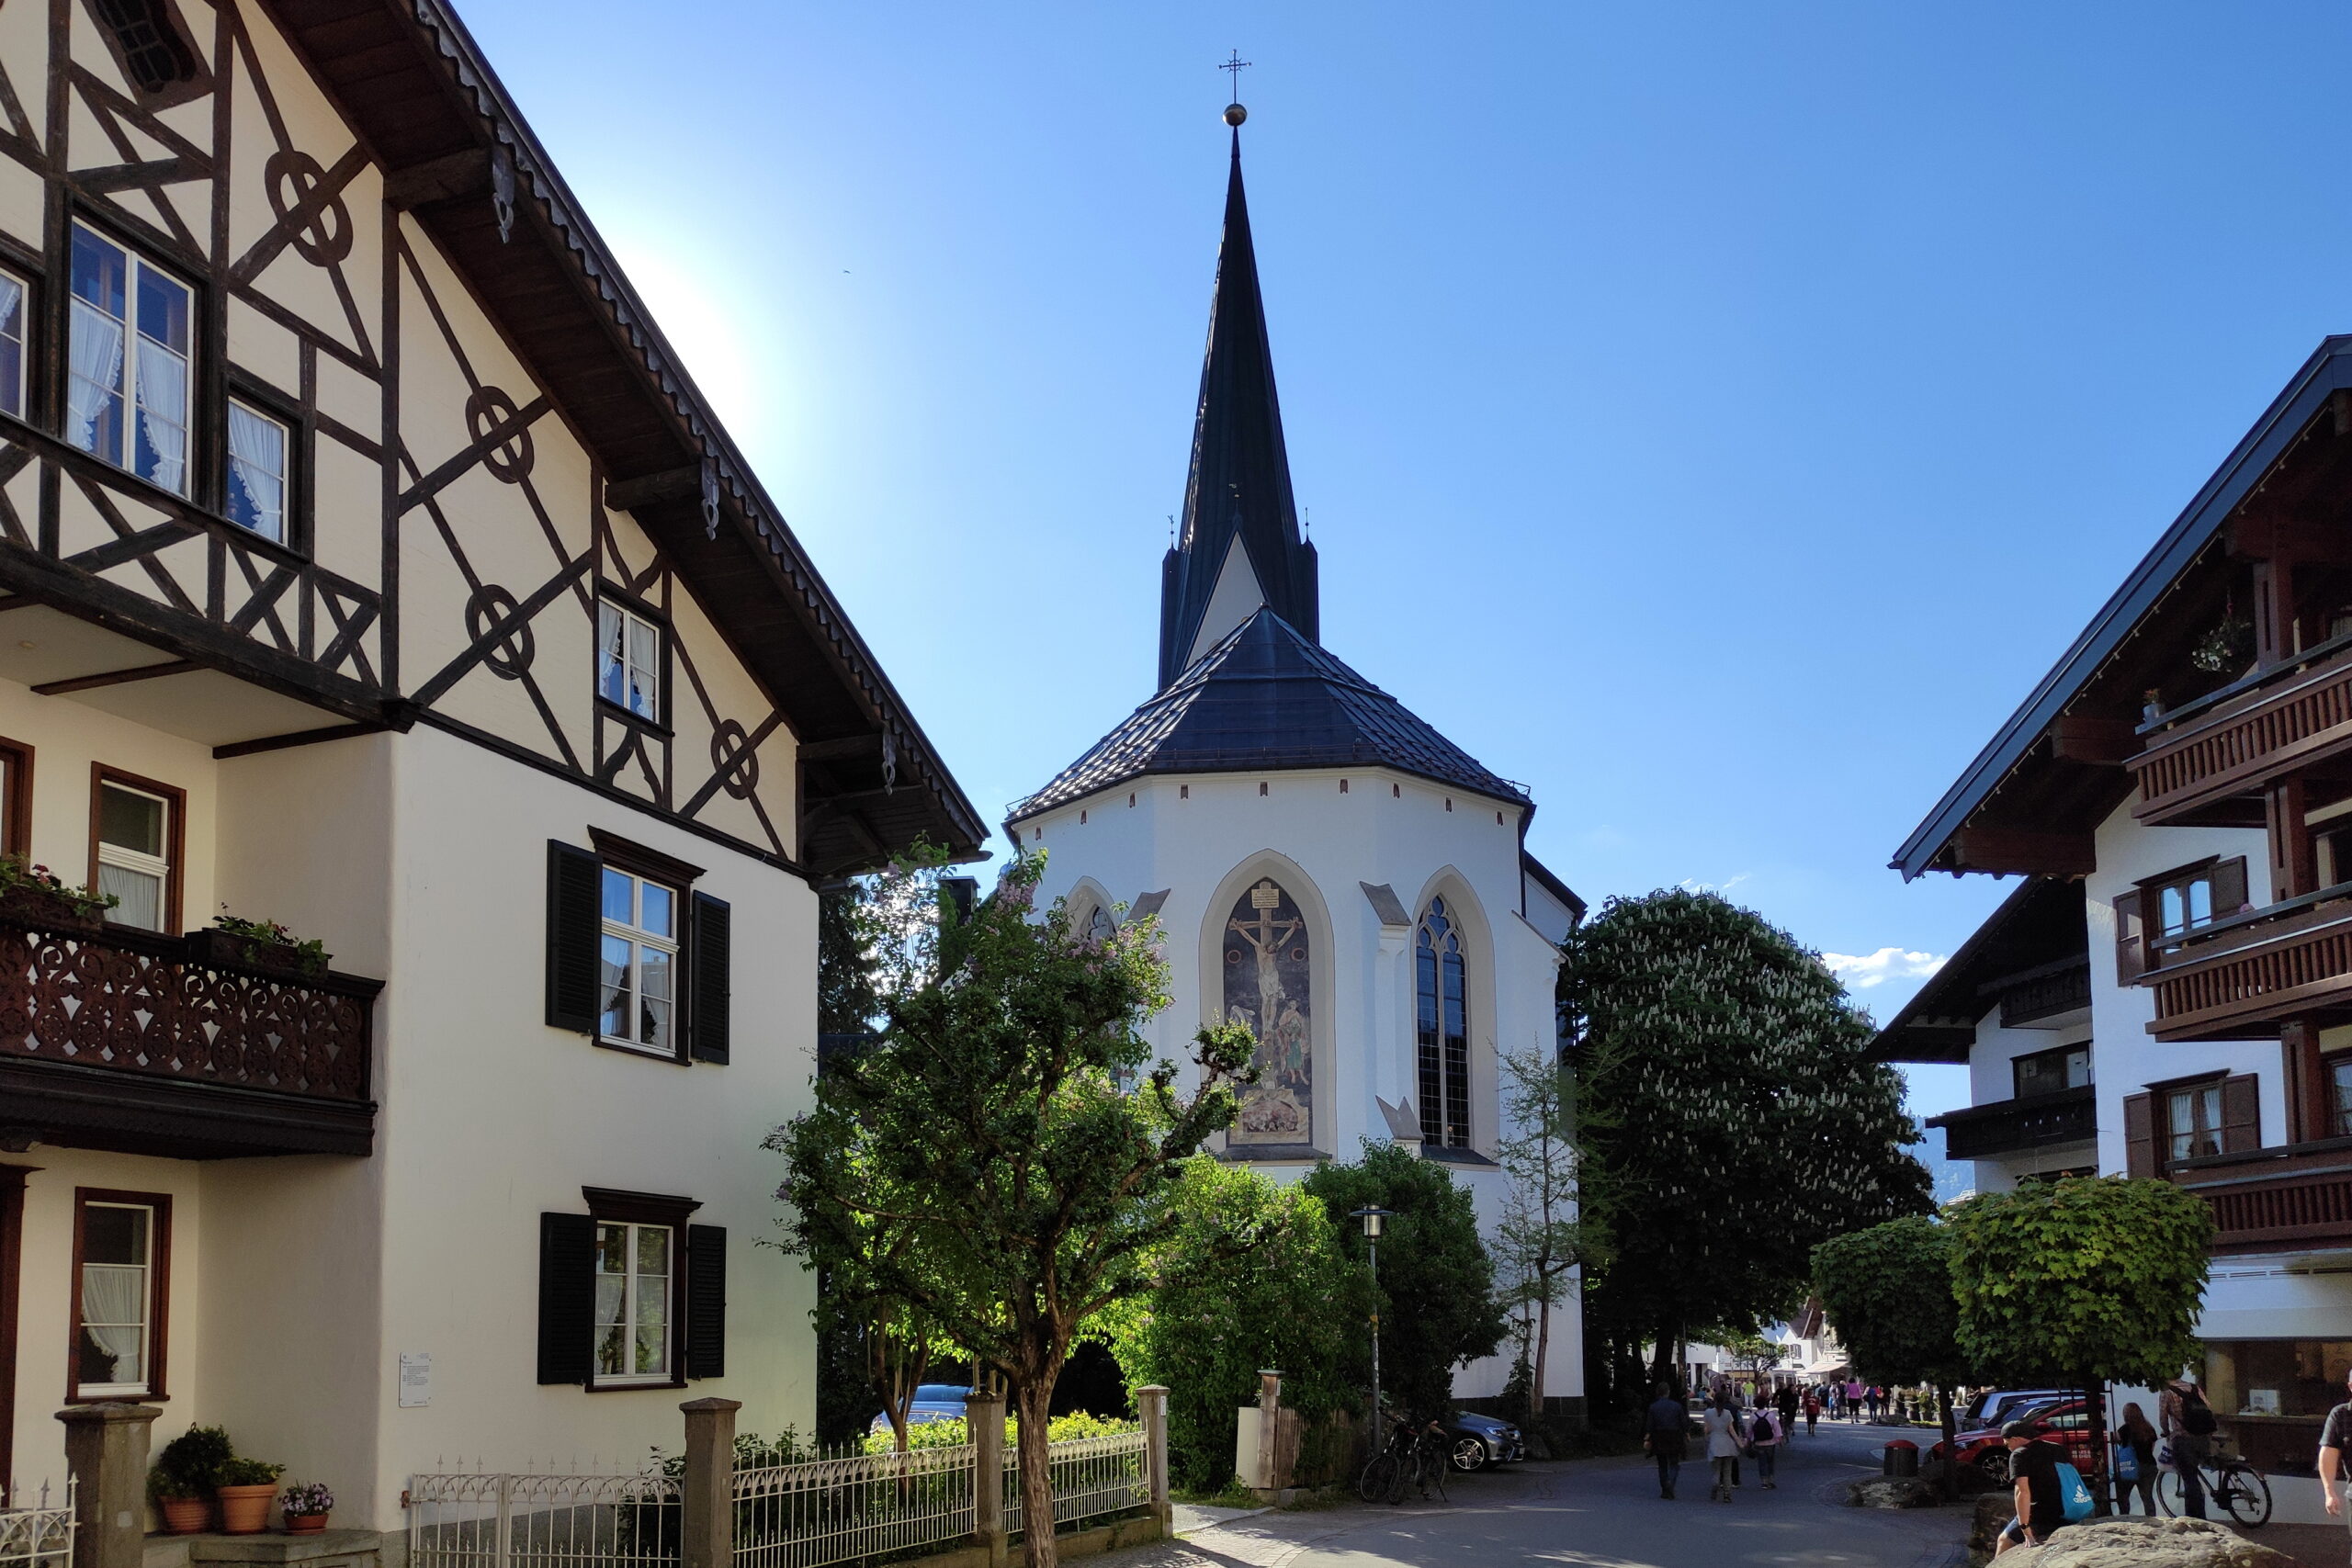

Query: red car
left=1929, top=1399, right=2099, bottom=1484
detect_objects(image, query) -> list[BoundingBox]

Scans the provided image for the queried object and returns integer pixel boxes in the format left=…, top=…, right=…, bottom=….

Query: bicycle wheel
left=2155, top=1467, right=2185, bottom=1517
left=1359, top=1453, right=1398, bottom=1504
left=2218, top=1465, right=2272, bottom=1529
left=1420, top=1445, right=1448, bottom=1502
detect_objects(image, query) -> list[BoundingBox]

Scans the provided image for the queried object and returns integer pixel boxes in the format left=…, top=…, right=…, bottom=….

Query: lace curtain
left=226, top=403, right=285, bottom=539
left=66, top=300, right=122, bottom=456
left=79, top=1263, right=145, bottom=1385
left=135, top=337, right=187, bottom=494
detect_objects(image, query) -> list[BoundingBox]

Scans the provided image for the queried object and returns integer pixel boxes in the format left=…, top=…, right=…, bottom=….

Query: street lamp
left=1350, top=1206, right=1395, bottom=1432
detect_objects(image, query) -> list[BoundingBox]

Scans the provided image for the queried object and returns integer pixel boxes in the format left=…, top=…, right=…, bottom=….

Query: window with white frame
left=74, top=1198, right=158, bottom=1396
left=596, top=598, right=661, bottom=721
left=0, top=267, right=27, bottom=420
left=225, top=400, right=288, bottom=541
left=593, top=1220, right=671, bottom=1382
left=599, top=865, right=676, bottom=1055
left=96, top=778, right=171, bottom=931
left=68, top=226, right=191, bottom=495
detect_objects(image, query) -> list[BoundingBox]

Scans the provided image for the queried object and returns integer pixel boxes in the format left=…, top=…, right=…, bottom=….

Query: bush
left=149, top=1426, right=232, bottom=1503
left=859, top=1412, right=1136, bottom=1456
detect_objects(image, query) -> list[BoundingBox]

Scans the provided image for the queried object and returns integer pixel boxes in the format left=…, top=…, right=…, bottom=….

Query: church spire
left=1158, top=109, right=1318, bottom=690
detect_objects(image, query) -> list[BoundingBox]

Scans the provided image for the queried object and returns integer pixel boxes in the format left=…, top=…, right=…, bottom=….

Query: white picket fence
left=0, top=1482, right=74, bottom=1568
left=732, top=1444, right=976, bottom=1568
left=998, top=1432, right=1148, bottom=1537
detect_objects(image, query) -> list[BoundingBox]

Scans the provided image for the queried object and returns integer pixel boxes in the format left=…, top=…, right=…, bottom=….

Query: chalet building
left=0, top=0, right=981, bottom=1529
left=1876, top=336, right=2352, bottom=1517
left=1008, top=115, right=1585, bottom=1416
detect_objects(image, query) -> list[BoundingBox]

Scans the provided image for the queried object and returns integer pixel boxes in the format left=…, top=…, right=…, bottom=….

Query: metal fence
left=733, top=1444, right=976, bottom=1568
left=408, top=1467, right=684, bottom=1568
left=999, top=1432, right=1148, bottom=1538
left=0, top=1482, right=74, bottom=1568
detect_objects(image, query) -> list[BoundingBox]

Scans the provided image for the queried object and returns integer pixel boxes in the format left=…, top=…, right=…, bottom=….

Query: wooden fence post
left=1136, top=1386, right=1170, bottom=1534
left=1253, top=1370, right=1283, bottom=1502
left=55, top=1402, right=158, bottom=1568
left=680, top=1396, right=741, bottom=1568
left=967, top=1391, right=1007, bottom=1568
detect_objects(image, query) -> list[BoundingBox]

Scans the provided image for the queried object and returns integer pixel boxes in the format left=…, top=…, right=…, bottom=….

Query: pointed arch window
left=1416, top=897, right=1470, bottom=1148
left=1223, top=877, right=1312, bottom=1145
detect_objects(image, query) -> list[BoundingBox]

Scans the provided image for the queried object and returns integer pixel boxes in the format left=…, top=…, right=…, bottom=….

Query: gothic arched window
left=1088, top=905, right=1116, bottom=943
left=1223, top=877, right=1312, bottom=1146
left=1417, top=897, right=1469, bottom=1147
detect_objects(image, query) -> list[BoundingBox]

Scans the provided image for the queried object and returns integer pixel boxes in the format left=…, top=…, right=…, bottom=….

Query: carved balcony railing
left=2131, top=635, right=2352, bottom=824
left=1927, top=1085, right=2098, bottom=1160
left=2138, top=888, right=2352, bottom=1041
left=0, top=909, right=381, bottom=1157
left=1996, top=958, right=2092, bottom=1029
left=2170, top=1139, right=2352, bottom=1256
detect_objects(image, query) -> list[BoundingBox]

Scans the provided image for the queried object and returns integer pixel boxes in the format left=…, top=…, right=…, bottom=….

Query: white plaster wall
left=1021, top=766, right=1577, bottom=1401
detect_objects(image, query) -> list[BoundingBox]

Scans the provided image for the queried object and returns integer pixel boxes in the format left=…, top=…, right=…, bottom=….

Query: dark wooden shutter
left=2115, top=890, right=2145, bottom=982
left=2212, top=857, right=2251, bottom=919
left=689, top=893, right=730, bottom=1064
left=2124, top=1092, right=2154, bottom=1178
left=2222, top=1073, right=2262, bottom=1153
left=546, top=841, right=602, bottom=1033
left=686, top=1224, right=727, bottom=1378
left=537, top=1213, right=596, bottom=1384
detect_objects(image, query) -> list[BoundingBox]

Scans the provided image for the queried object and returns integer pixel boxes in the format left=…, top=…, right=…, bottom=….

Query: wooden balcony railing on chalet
left=0, top=900, right=380, bottom=1157
left=2131, top=631, right=2352, bottom=823
left=1927, top=1084, right=2098, bottom=1160
left=2169, top=1138, right=2352, bottom=1256
left=1996, top=958, right=2092, bottom=1029
left=2138, top=884, right=2352, bottom=1041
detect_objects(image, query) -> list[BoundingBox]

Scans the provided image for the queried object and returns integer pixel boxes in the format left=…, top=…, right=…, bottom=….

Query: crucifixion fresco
left=1224, top=877, right=1312, bottom=1144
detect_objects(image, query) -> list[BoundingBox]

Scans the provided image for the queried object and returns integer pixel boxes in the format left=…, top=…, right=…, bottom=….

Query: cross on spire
left=1221, top=50, right=1250, bottom=101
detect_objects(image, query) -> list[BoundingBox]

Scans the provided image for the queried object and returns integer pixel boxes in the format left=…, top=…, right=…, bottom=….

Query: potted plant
left=0, top=854, right=116, bottom=934
left=278, top=1483, right=333, bottom=1534
left=188, top=914, right=329, bottom=981
left=148, top=1425, right=232, bottom=1534
left=214, top=1458, right=285, bottom=1534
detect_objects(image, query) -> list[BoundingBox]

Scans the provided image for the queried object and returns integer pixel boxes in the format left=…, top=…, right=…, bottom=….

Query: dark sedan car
left=1443, top=1411, right=1524, bottom=1472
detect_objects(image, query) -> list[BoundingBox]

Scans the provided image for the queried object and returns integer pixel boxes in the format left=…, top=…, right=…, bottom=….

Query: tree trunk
left=2086, top=1377, right=2111, bottom=1517
left=1015, top=1377, right=1058, bottom=1568
left=1939, top=1386, right=1957, bottom=1505
left=1531, top=1292, right=1552, bottom=1431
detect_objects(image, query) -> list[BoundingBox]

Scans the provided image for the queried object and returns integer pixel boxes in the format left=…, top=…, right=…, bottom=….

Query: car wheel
left=1450, top=1437, right=1487, bottom=1472
left=1973, top=1449, right=2010, bottom=1486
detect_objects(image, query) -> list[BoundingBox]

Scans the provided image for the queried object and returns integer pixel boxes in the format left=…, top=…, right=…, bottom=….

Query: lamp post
left=1350, top=1205, right=1395, bottom=1434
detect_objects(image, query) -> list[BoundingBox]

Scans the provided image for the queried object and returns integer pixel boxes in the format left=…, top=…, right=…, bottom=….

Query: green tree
left=1566, top=890, right=1933, bottom=1409
left=1303, top=1143, right=1509, bottom=1418
left=1100, top=1156, right=1367, bottom=1490
left=774, top=852, right=1253, bottom=1568
left=1493, top=1044, right=1598, bottom=1430
left=1814, top=1215, right=1975, bottom=1495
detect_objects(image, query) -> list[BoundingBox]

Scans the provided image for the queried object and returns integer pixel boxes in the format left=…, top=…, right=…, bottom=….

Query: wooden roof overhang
left=257, top=0, right=987, bottom=877
left=1869, top=877, right=2086, bottom=1063
left=1894, top=336, right=2352, bottom=881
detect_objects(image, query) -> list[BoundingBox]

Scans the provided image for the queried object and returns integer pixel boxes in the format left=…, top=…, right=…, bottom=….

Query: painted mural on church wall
left=1225, top=878, right=1312, bottom=1145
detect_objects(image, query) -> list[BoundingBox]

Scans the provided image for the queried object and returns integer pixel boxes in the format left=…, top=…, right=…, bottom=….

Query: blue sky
left=460, top=2, right=2352, bottom=1121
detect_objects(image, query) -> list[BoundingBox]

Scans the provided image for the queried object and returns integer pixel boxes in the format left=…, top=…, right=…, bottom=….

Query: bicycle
left=2156, top=1451, right=2272, bottom=1528
left=1357, top=1412, right=1450, bottom=1505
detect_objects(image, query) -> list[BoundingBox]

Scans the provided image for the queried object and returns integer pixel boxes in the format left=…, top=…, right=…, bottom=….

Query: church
left=1008, top=107, right=1585, bottom=1415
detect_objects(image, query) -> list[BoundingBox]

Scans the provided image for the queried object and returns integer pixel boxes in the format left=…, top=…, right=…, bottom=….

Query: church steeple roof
left=1158, top=128, right=1318, bottom=690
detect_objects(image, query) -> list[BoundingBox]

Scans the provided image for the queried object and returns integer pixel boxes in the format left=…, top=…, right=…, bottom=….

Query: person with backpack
left=1644, top=1382, right=1690, bottom=1499
left=2316, top=1362, right=2352, bottom=1548
left=1750, top=1404, right=1782, bottom=1489
left=2113, top=1402, right=2159, bottom=1516
left=2162, top=1375, right=2219, bottom=1519
left=1995, top=1422, right=2073, bottom=1556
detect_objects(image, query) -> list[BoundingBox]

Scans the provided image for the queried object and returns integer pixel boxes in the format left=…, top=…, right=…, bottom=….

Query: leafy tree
left=1302, top=1143, right=1509, bottom=1418
left=774, top=852, right=1252, bottom=1568
left=1814, top=1215, right=1975, bottom=1495
left=1100, top=1156, right=1368, bottom=1490
left=1493, top=1045, right=1598, bottom=1430
left=1566, top=890, right=1933, bottom=1404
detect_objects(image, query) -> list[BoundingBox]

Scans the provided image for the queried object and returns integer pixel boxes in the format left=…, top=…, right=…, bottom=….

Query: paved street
left=1111, top=1419, right=1969, bottom=1568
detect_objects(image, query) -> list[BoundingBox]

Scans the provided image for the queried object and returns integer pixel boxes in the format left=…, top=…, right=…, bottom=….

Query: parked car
left=1960, top=1388, right=2070, bottom=1429
left=867, top=1384, right=974, bottom=1437
left=1929, top=1398, right=2096, bottom=1483
left=1443, top=1411, right=1525, bottom=1472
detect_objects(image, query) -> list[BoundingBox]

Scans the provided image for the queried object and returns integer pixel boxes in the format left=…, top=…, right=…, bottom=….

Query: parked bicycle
left=1357, top=1412, right=1451, bottom=1505
left=2156, top=1451, right=2272, bottom=1528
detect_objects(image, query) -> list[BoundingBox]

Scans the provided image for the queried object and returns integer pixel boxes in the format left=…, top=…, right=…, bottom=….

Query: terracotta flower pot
left=157, top=1496, right=210, bottom=1535
left=215, top=1484, right=277, bottom=1535
left=285, top=1513, right=328, bottom=1534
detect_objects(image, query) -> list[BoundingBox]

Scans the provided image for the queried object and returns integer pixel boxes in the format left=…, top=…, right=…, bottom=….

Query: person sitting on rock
left=1995, top=1421, right=2066, bottom=1557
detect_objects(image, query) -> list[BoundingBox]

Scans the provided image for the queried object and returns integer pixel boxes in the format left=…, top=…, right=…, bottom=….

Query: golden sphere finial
left=1224, top=102, right=1248, bottom=128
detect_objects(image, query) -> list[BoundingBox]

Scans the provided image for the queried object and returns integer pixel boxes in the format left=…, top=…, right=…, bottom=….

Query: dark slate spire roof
left=1158, top=130, right=1318, bottom=690
left=1011, top=608, right=1528, bottom=823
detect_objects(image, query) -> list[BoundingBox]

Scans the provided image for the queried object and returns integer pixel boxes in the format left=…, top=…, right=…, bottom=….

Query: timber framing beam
left=382, top=148, right=490, bottom=211
left=603, top=466, right=702, bottom=513
left=30, top=659, right=198, bottom=696
left=1948, top=827, right=2098, bottom=877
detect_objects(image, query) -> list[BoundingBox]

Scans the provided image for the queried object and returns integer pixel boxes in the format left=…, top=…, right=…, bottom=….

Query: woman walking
left=2114, top=1403, right=2160, bottom=1516
left=1704, top=1397, right=1744, bottom=1502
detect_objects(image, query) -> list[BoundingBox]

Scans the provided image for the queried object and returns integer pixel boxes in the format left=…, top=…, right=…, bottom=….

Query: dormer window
left=68, top=226, right=191, bottom=497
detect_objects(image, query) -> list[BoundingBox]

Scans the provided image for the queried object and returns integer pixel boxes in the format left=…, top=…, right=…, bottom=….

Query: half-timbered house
left=1877, top=335, right=2352, bottom=1519
left=0, top=0, right=983, bottom=1527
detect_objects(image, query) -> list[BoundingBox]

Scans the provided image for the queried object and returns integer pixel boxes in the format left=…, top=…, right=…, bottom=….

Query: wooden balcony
left=2170, top=1140, right=2352, bottom=1256
left=1927, top=1085, right=2098, bottom=1160
left=2131, top=635, right=2352, bottom=824
left=2139, top=889, right=2352, bottom=1040
left=0, top=908, right=380, bottom=1157
left=1996, top=958, right=2092, bottom=1029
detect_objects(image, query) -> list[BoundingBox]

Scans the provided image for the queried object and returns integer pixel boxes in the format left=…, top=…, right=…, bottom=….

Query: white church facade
left=1008, top=118, right=1585, bottom=1414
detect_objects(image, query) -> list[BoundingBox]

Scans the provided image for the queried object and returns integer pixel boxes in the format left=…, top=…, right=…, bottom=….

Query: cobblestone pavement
left=1091, top=1418, right=1972, bottom=1568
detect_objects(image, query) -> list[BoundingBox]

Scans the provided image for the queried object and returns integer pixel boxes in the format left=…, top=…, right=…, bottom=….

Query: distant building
left=1007, top=117, right=1583, bottom=1416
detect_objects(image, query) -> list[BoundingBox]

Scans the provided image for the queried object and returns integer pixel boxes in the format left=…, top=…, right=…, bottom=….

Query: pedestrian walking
left=1804, top=1388, right=1822, bottom=1437
left=1703, top=1397, right=1743, bottom=1503
left=1644, top=1382, right=1689, bottom=1500
left=2161, top=1375, right=2218, bottom=1519
left=2113, top=1402, right=2158, bottom=1516
left=2316, top=1362, right=2352, bottom=1554
left=1751, top=1404, right=1781, bottom=1489
left=1777, top=1382, right=1800, bottom=1436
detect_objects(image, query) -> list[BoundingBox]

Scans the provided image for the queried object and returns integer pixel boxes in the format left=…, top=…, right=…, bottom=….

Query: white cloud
left=1823, top=946, right=1948, bottom=989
